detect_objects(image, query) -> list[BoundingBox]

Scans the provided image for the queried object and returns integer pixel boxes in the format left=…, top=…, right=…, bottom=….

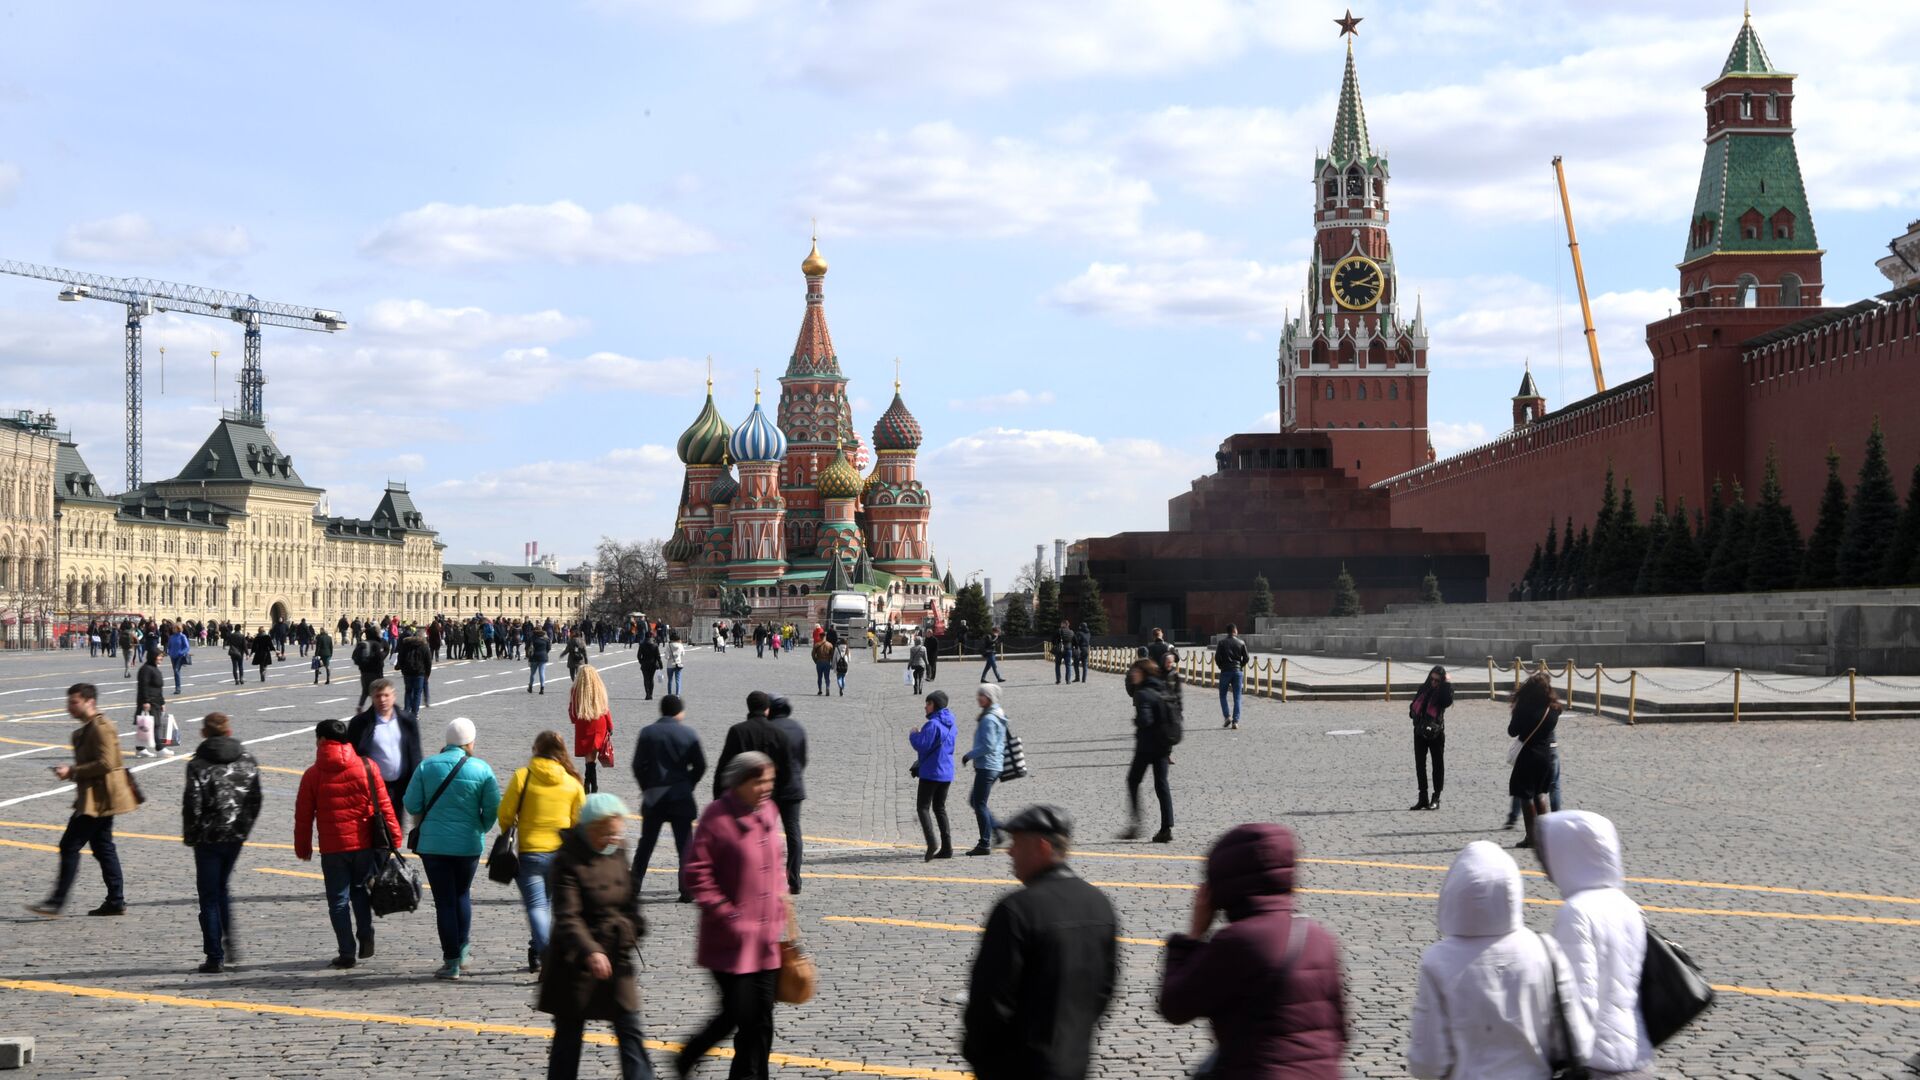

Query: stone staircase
left=1245, top=587, right=1920, bottom=676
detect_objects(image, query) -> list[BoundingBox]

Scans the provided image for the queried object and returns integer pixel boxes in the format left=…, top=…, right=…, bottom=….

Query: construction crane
left=1551, top=156, right=1606, bottom=393
left=0, top=259, right=346, bottom=492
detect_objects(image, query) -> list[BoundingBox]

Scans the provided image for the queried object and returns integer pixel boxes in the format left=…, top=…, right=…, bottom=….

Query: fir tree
left=1565, top=526, right=1591, bottom=597
left=1634, top=495, right=1670, bottom=595
left=1884, top=462, right=1920, bottom=586
left=1248, top=573, right=1276, bottom=621
left=1033, top=577, right=1062, bottom=633
left=1002, top=590, right=1033, bottom=637
left=949, top=583, right=991, bottom=636
left=1588, top=466, right=1619, bottom=590
left=1542, top=520, right=1560, bottom=582
left=1072, top=574, right=1108, bottom=635
left=1524, top=544, right=1543, bottom=593
left=1330, top=563, right=1363, bottom=617
left=1595, top=480, right=1646, bottom=596
left=1839, top=419, right=1900, bottom=586
left=1652, top=498, right=1705, bottom=594
left=1745, top=446, right=1803, bottom=592
left=1560, top=516, right=1577, bottom=596
left=1801, top=447, right=1848, bottom=589
left=1703, top=482, right=1750, bottom=593
left=1421, top=569, right=1445, bottom=605
left=1698, top=478, right=1726, bottom=575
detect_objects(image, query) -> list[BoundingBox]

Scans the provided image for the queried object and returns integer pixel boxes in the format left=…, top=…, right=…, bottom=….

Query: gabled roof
left=371, top=483, right=432, bottom=533
left=54, top=441, right=118, bottom=506
left=172, top=417, right=314, bottom=490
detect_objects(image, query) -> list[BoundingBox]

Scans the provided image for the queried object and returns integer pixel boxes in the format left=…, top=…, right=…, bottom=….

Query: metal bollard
left=1848, top=668, right=1857, bottom=721
left=1594, top=664, right=1603, bottom=716
left=1564, top=660, right=1574, bottom=712
left=1487, top=656, right=1495, bottom=700
left=1628, top=671, right=1637, bottom=725
left=1514, top=657, right=1523, bottom=693
left=1384, top=656, right=1392, bottom=701
left=1280, top=657, right=1289, bottom=703
left=1733, top=668, right=1741, bottom=723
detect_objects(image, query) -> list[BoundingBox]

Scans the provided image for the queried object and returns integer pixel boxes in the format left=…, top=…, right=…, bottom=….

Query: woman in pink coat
left=679, top=750, right=790, bottom=1079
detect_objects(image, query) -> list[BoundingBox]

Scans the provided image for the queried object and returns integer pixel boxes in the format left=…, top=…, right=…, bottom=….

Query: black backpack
left=1156, top=685, right=1184, bottom=747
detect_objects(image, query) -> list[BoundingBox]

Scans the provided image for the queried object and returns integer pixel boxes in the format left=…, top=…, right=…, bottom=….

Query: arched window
left=1324, top=383, right=1335, bottom=400
left=1322, top=173, right=1337, bottom=202
left=1357, top=382, right=1368, bottom=400
left=1735, top=274, right=1759, bottom=308
left=1740, top=92, right=1753, bottom=119
left=1780, top=273, right=1803, bottom=307
left=1357, top=421, right=1366, bottom=428
left=1345, top=165, right=1364, bottom=201
left=1388, top=382, right=1399, bottom=400
left=1765, top=92, right=1779, bottom=120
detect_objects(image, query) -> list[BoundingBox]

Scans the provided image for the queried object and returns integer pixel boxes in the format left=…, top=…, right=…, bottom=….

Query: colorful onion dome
left=872, top=390, right=922, bottom=452
left=729, top=397, right=787, bottom=463
left=707, top=467, right=739, bottom=504
left=816, top=444, right=863, bottom=500
left=676, top=392, right=732, bottom=466
left=801, top=237, right=829, bottom=277
left=863, top=463, right=886, bottom=498
left=662, top=529, right=697, bottom=563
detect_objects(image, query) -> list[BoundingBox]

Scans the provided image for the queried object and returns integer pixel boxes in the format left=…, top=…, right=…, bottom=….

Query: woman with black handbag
left=1539, top=811, right=1661, bottom=1078
left=498, top=731, right=587, bottom=975
left=1408, top=666, right=1453, bottom=811
left=1507, top=674, right=1562, bottom=850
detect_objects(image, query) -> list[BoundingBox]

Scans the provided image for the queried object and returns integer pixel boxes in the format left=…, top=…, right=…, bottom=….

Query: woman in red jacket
left=294, top=718, right=402, bottom=969
left=1159, top=822, right=1348, bottom=1079
left=569, top=664, right=613, bottom=794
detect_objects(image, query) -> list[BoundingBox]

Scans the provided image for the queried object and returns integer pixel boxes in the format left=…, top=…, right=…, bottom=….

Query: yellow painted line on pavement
left=0, top=837, right=59, bottom=853
left=260, top=765, right=306, bottom=776
left=0, top=820, right=296, bottom=851
left=0, top=979, right=975, bottom=1079
left=807, top=834, right=1920, bottom=907
left=828, top=918, right=1920, bottom=1013
left=0, top=736, right=64, bottom=749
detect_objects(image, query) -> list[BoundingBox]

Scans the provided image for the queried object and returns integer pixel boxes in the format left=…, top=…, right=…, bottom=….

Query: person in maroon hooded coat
left=1159, top=823, right=1347, bottom=1079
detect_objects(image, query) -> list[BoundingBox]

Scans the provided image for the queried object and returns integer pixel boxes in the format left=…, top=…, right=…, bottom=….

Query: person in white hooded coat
left=1539, top=810, right=1655, bottom=1078
left=1409, top=840, right=1593, bottom=1080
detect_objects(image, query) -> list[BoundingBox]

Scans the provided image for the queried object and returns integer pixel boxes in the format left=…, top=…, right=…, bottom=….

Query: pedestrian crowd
left=24, top=616, right=1704, bottom=1080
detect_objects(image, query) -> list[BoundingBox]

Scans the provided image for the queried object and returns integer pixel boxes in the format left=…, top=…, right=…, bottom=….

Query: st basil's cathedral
left=664, top=237, right=951, bottom=632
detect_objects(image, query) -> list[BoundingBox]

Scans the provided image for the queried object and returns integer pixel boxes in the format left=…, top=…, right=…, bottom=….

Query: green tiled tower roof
left=1328, top=41, right=1371, bottom=164
left=1682, top=122, right=1817, bottom=265
left=1721, top=13, right=1774, bottom=76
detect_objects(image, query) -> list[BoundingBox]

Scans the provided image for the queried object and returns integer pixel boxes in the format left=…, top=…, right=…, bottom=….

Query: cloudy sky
left=2, top=0, right=1915, bottom=589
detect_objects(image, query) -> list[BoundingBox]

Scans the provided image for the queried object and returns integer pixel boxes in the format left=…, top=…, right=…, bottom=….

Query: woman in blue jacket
left=404, top=716, right=502, bottom=980
left=909, top=691, right=957, bottom=861
left=959, top=684, right=1007, bottom=857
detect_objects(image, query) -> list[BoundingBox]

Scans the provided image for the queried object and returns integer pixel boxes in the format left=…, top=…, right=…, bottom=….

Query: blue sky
left=2, top=0, right=1915, bottom=590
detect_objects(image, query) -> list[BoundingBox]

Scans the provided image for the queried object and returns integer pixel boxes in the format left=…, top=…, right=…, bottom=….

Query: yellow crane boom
left=1552, top=155, right=1606, bottom=393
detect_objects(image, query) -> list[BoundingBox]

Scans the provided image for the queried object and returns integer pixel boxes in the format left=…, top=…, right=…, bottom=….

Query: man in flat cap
left=962, top=804, right=1119, bottom=1080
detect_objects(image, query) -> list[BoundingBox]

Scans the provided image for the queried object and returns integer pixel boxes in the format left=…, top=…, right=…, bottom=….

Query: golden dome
left=801, top=238, right=828, bottom=277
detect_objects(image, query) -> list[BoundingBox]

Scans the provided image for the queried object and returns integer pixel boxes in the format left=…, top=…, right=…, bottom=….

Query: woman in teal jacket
left=959, top=684, right=1008, bottom=857
left=405, top=715, right=502, bottom=979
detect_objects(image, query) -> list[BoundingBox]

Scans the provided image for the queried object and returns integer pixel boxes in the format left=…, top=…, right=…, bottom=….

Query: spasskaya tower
left=1277, top=11, right=1431, bottom=487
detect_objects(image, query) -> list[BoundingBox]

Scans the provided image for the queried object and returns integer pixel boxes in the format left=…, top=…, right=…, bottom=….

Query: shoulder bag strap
left=1520, top=703, right=1553, bottom=748
left=507, top=767, right=531, bottom=828
left=1536, top=929, right=1587, bottom=1074
left=364, top=760, right=397, bottom=851
left=418, top=749, right=470, bottom=825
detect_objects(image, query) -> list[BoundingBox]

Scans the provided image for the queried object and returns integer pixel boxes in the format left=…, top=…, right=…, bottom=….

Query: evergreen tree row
left=1519, top=419, right=1920, bottom=600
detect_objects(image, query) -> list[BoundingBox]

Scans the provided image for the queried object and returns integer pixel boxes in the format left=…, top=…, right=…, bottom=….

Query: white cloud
left=360, top=200, right=717, bottom=267
left=1046, top=257, right=1304, bottom=326
left=432, top=446, right=678, bottom=506
left=57, top=214, right=253, bottom=264
left=1424, top=274, right=1675, bottom=385
left=571, top=351, right=708, bottom=393
left=948, top=389, right=1055, bottom=412
left=1429, top=420, right=1489, bottom=458
left=922, top=426, right=1212, bottom=585
left=361, top=299, right=589, bottom=348
left=814, top=122, right=1155, bottom=242
left=0, top=163, right=19, bottom=203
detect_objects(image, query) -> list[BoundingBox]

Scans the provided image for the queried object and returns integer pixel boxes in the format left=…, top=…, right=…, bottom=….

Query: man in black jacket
left=637, top=637, right=662, bottom=700
left=764, top=696, right=809, bottom=894
left=396, top=629, right=433, bottom=714
left=963, top=804, right=1118, bottom=1080
left=711, top=691, right=793, bottom=804
left=1052, top=621, right=1076, bottom=685
left=632, top=694, right=704, bottom=901
left=1214, top=623, right=1251, bottom=730
left=352, top=630, right=390, bottom=712
left=344, top=679, right=422, bottom=831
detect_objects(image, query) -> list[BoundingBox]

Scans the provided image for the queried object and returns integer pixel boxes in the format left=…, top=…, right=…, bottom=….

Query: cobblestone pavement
left=1, top=644, right=1916, bottom=1078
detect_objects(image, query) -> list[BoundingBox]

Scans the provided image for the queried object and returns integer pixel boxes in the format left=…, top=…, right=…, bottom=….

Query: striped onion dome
left=872, top=391, right=922, bottom=451
left=662, top=529, right=697, bottom=563
left=728, top=399, right=787, bottom=463
left=863, top=464, right=886, bottom=498
left=707, top=467, right=739, bottom=504
left=675, top=392, right=732, bottom=466
left=816, top=444, right=863, bottom=499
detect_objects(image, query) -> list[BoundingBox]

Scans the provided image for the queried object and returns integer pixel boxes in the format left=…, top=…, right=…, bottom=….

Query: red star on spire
left=1335, top=8, right=1363, bottom=38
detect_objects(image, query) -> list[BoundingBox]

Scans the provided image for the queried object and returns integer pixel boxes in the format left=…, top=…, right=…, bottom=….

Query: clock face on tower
left=1331, top=255, right=1384, bottom=310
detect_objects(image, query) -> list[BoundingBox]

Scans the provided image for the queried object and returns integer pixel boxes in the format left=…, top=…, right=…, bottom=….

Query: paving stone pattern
left=0, top=644, right=1916, bottom=1077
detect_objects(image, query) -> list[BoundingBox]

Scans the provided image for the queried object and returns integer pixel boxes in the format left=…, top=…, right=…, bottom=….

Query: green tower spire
left=1329, top=39, right=1372, bottom=164
left=1722, top=6, right=1774, bottom=75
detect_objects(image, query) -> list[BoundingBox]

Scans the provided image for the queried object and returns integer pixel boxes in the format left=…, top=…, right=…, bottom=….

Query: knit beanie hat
left=443, top=716, right=476, bottom=747
left=579, top=792, right=630, bottom=826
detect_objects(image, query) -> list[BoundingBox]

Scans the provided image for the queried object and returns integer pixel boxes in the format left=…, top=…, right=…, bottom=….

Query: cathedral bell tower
left=1277, top=11, right=1429, bottom=487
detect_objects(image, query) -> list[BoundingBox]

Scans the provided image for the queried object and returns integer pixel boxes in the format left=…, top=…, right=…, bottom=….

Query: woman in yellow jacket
left=500, top=730, right=587, bottom=974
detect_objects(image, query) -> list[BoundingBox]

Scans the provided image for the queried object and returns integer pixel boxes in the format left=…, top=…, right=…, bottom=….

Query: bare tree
left=587, top=537, right=672, bottom=625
